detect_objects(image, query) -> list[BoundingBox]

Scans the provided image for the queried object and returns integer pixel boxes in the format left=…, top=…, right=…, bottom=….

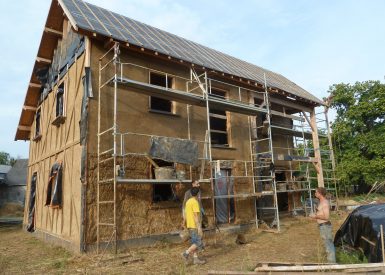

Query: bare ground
left=0, top=212, right=348, bottom=274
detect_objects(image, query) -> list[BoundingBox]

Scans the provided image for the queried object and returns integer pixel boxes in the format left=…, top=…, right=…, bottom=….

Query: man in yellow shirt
left=181, top=187, right=206, bottom=265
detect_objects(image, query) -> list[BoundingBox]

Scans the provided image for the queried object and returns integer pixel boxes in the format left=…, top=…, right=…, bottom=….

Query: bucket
left=155, top=167, right=175, bottom=179
left=263, top=183, right=272, bottom=191
left=277, top=183, right=286, bottom=191
left=176, top=170, right=186, bottom=180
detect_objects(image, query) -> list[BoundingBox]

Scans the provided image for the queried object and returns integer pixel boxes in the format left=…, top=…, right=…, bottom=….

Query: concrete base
left=26, top=225, right=80, bottom=253
left=85, top=222, right=255, bottom=252
left=24, top=222, right=256, bottom=254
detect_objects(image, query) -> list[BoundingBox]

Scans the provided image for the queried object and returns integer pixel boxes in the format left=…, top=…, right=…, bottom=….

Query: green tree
left=329, top=81, right=385, bottom=188
left=0, top=151, right=16, bottom=166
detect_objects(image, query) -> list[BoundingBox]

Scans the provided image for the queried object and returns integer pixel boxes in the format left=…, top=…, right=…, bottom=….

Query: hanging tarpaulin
left=214, top=169, right=234, bottom=224
left=27, top=173, right=37, bottom=232
left=149, top=136, right=199, bottom=166
left=45, top=162, right=63, bottom=208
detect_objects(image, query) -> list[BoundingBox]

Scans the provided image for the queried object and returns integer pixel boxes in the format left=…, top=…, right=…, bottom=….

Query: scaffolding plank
left=117, top=179, right=192, bottom=184
left=115, top=77, right=269, bottom=116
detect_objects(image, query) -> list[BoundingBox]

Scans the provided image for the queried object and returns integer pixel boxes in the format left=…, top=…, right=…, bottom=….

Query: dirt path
left=0, top=213, right=347, bottom=274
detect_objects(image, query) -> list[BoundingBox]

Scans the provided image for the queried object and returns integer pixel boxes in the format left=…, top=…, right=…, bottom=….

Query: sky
left=1, top=0, right=384, bottom=159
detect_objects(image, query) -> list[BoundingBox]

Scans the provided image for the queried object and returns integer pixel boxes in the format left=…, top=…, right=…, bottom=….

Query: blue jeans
left=188, top=229, right=203, bottom=250
left=319, top=223, right=336, bottom=263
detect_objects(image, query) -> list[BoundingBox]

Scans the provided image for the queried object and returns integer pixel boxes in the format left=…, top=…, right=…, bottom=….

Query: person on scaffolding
left=309, top=187, right=336, bottom=263
left=181, top=187, right=206, bottom=265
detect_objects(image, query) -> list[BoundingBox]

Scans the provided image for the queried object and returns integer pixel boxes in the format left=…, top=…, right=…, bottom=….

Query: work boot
left=181, top=252, right=189, bottom=263
left=193, top=257, right=206, bottom=265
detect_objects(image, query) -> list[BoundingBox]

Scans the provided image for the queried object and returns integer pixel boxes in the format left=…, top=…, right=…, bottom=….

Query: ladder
left=96, top=43, right=120, bottom=254
left=250, top=74, right=280, bottom=231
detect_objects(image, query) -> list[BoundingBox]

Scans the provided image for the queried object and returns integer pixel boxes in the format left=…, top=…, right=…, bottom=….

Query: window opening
left=35, top=108, right=41, bottom=138
left=210, top=89, right=228, bottom=146
left=149, top=72, right=173, bottom=113
left=56, top=83, right=65, bottom=118
left=152, top=159, right=176, bottom=202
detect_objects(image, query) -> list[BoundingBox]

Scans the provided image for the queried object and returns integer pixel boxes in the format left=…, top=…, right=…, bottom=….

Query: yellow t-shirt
left=185, top=197, right=200, bottom=229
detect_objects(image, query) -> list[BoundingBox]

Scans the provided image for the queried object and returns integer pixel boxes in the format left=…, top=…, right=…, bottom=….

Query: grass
left=336, top=247, right=368, bottom=264
left=352, top=193, right=385, bottom=203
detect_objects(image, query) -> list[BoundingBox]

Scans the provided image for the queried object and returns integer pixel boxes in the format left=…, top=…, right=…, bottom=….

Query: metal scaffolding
left=96, top=42, right=337, bottom=253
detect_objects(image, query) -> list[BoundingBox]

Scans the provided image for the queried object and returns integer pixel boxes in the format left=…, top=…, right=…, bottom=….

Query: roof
left=6, top=159, right=28, bottom=186
left=15, top=0, right=323, bottom=141
left=0, top=165, right=12, bottom=174
left=60, top=0, right=323, bottom=105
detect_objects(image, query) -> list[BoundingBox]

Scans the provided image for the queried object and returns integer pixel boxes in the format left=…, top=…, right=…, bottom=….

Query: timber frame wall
left=22, top=22, right=90, bottom=252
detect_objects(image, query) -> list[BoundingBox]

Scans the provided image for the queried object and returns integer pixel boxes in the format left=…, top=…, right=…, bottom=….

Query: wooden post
left=381, top=225, right=385, bottom=264
left=310, top=109, right=324, bottom=187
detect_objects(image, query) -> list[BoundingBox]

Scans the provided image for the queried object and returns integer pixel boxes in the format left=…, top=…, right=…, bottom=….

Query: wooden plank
left=18, top=125, right=31, bottom=131
left=44, top=27, right=63, bottom=37
left=310, top=109, right=324, bottom=187
left=302, top=111, right=315, bottom=132
left=23, top=105, right=37, bottom=112
left=145, top=155, right=159, bottom=168
left=58, top=0, right=79, bottom=31
left=254, top=262, right=385, bottom=272
left=36, top=57, right=52, bottom=64
left=29, top=83, right=41, bottom=88
left=361, top=236, right=376, bottom=246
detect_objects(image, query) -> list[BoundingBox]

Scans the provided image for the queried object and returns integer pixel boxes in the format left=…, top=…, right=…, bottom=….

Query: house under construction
left=16, top=0, right=337, bottom=253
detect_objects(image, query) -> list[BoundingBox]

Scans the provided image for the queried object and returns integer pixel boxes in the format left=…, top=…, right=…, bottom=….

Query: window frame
left=148, top=71, right=175, bottom=114
left=33, top=107, right=42, bottom=141
left=52, top=82, right=66, bottom=126
left=209, top=87, right=230, bottom=147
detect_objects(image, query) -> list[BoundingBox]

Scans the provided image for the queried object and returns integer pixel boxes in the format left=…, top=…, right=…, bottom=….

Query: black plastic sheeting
left=214, top=170, right=235, bottom=223
left=80, top=67, right=93, bottom=182
left=26, top=173, right=37, bottom=232
left=35, top=28, right=85, bottom=103
left=334, top=203, right=385, bottom=263
left=149, top=136, right=199, bottom=166
left=45, top=162, right=63, bottom=208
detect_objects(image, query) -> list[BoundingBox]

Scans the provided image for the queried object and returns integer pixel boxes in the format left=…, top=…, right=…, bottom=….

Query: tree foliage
left=329, top=81, right=385, bottom=186
left=0, top=151, right=16, bottom=166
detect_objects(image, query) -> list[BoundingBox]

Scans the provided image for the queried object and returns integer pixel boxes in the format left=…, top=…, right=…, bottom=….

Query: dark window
left=152, top=159, right=175, bottom=202
left=149, top=72, right=173, bottom=113
left=35, top=109, right=41, bottom=137
left=209, top=89, right=228, bottom=146
left=56, top=83, right=64, bottom=117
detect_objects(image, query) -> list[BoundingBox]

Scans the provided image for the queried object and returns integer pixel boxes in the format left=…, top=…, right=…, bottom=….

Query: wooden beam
left=18, top=125, right=31, bottom=131
left=104, top=38, right=114, bottom=49
left=29, top=83, right=41, bottom=89
left=58, top=0, right=79, bottom=31
left=302, top=111, right=315, bottom=132
left=36, top=57, right=52, bottom=64
left=310, top=109, right=324, bottom=187
left=254, top=262, right=385, bottom=272
left=23, top=105, right=37, bottom=112
left=311, top=161, right=320, bottom=174
left=271, top=110, right=304, bottom=122
left=44, top=27, right=63, bottom=37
